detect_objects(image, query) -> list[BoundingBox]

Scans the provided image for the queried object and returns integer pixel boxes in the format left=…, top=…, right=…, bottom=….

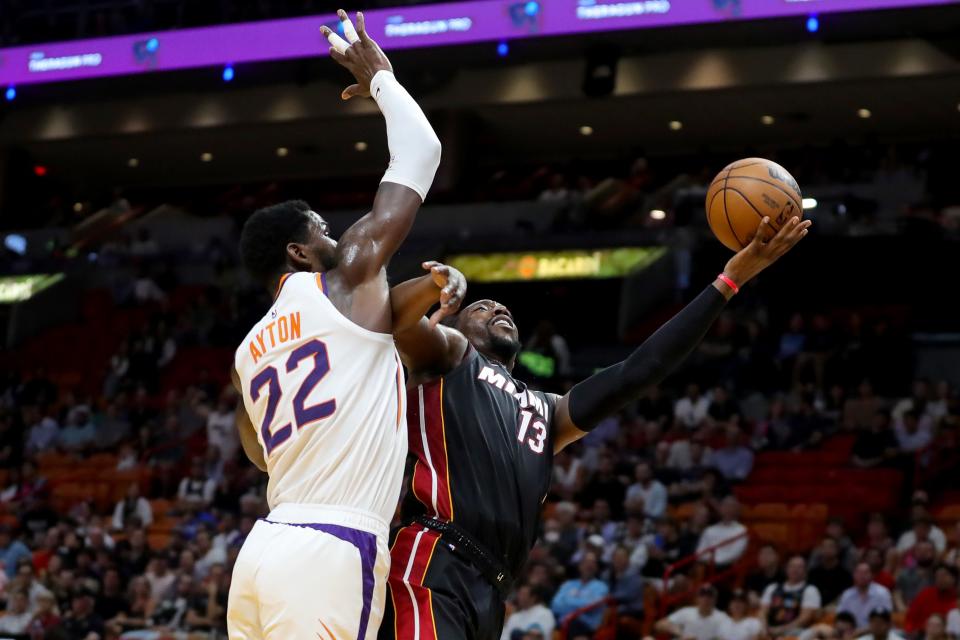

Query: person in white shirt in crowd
left=946, top=605, right=960, bottom=638
left=893, top=410, right=933, bottom=453
left=726, top=589, right=764, bottom=640
left=925, top=613, right=950, bottom=640
left=553, top=450, right=586, bottom=501
left=761, top=555, right=822, bottom=638
left=652, top=584, right=731, bottom=640
left=706, top=424, right=755, bottom=481
left=837, top=562, right=894, bottom=633
left=625, top=460, right=667, bottom=519
left=0, top=590, right=33, bottom=635
left=204, top=387, right=240, bottom=463
left=891, top=379, right=933, bottom=422
left=696, top=496, right=748, bottom=568
left=896, top=516, right=947, bottom=556
left=501, top=584, right=556, bottom=640
left=111, top=483, right=153, bottom=531
left=674, top=383, right=711, bottom=429
left=857, top=608, right=906, bottom=640
left=927, top=381, right=952, bottom=423
left=193, top=528, right=227, bottom=581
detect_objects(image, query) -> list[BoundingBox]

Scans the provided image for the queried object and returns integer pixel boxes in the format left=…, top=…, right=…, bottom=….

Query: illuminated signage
left=447, top=247, right=666, bottom=282
left=0, top=274, right=65, bottom=303
left=0, top=0, right=955, bottom=86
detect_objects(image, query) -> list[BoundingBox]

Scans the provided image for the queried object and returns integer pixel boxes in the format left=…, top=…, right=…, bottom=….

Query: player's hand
left=422, top=261, right=466, bottom=328
left=723, top=215, right=812, bottom=286
left=321, top=10, right=393, bottom=101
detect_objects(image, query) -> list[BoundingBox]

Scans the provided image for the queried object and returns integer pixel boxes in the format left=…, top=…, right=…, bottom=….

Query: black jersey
left=401, top=347, right=557, bottom=578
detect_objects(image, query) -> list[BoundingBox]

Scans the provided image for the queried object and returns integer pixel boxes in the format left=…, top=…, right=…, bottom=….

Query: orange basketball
left=705, top=158, right=803, bottom=252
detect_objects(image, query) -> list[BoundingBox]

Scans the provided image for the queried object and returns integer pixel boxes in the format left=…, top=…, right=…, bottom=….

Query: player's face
left=457, top=299, right=521, bottom=363
left=290, top=211, right=338, bottom=272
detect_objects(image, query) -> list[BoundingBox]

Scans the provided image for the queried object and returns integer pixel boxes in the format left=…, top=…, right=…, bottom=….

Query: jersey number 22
left=249, top=339, right=337, bottom=455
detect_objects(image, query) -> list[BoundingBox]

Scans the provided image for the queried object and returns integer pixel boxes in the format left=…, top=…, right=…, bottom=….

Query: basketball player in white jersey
left=227, top=11, right=451, bottom=639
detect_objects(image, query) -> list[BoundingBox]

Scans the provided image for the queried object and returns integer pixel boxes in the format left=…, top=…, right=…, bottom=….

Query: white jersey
left=234, top=271, right=407, bottom=524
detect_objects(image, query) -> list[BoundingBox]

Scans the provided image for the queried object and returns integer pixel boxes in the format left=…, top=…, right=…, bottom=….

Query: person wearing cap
left=836, top=562, right=893, bottom=632
left=726, top=589, right=763, bottom=640
left=857, top=608, right=906, bottom=640
left=905, top=564, right=959, bottom=634
left=550, top=550, right=609, bottom=638
left=652, top=584, right=732, bottom=640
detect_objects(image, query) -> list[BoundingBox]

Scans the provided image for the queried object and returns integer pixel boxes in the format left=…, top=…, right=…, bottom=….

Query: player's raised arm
left=321, top=10, right=442, bottom=287
left=551, top=216, right=812, bottom=452
left=390, top=261, right=470, bottom=373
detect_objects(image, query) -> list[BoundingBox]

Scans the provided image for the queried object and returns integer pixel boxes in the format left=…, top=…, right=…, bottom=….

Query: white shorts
left=227, top=503, right=390, bottom=640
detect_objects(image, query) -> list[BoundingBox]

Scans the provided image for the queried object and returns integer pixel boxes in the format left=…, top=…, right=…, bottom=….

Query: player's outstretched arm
left=390, top=261, right=466, bottom=331
left=322, top=11, right=442, bottom=289
left=552, top=216, right=812, bottom=452
left=391, top=262, right=470, bottom=374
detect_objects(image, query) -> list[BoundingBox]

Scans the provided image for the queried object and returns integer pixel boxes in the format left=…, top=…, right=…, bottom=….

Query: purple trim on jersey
left=262, top=519, right=377, bottom=639
left=320, top=271, right=329, bottom=297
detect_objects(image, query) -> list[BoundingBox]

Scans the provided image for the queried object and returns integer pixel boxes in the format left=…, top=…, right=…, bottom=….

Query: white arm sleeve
left=371, top=70, right=442, bottom=202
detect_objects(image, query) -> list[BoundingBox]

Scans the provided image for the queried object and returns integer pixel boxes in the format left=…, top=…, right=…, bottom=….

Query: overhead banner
left=0, top=0, right=955, bottom=86
left=0, top=274, right=65, bottom=303
left=447, top=247, right=666, bottom=282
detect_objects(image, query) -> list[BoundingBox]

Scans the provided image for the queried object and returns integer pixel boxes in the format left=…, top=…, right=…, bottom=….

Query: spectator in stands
left=837, top=562, right=894, bottom=632
left=705, top=424, right=754, bottom=481
left=897, top=540, right=938, bottom=609
left=696, top=496, right=748, bottom=568
left=145, top=555, right=175, bottom=605
left=905, top=565, right=959, bottom=634
left=501, top=584, right=555, bottom=640
left=0, top=589, right=33, bottom=635
left=0, top=525, right=31, bottom=580
left=674, top=384, right=710, bottom=429
left=605, top=545, right=643, bottom=622
left=177, top=458, right=216, bottom=511
left=550, top=550, right=608, bottom=639
left=553, top=451, right=586, bottom=501
left=862, top=548, right=896, bottom=592
left=205, top=388, right=239, bottom=464
left=132, top=267, right=167, bottom=303
left=863, top=513, right=895, bottom=557
left=653, top=583, right=731, bottom=640
left=639, top=518, right=696, bottom=582
left=745, top=544, right=785, bottom=608
left=924, top=612, right=949, bottom=640
left=625, top=460, right=667, bottom=519
left=852, top=411, right=899, bottom=468
left=61, top=586, right=105, bottom=638
left=892, top=380, right=931, bottom=421
left=844, top=380, right=886, bottom=431
left=579, top=454, right=626, bottom=519
left=945, top=521, right=960, bottom=567
left=28, top=590, right=61, bottom=636
left=947, top=604, right=960, bottom=638
left=23, top=407, right=59, bottom=456
left=894, top=409, right=934, bottom=453
left=726, top=589, right=763, bottom=640
left=708, top=386, right=740, bottom=423
left=808, top=537, right=853, bottom=606
left=897, top=516, right=948, bottom=557
left=761, top=555, right=822, bottom=638
left=57, top=406, right=97, bottom=453
left=112, top=483, right=153, bottom=531
left=666, top=433, right=713, bottom=473
left=859, top=608, right=906, bottom=640
left=834, top=611, right=859, bottom=639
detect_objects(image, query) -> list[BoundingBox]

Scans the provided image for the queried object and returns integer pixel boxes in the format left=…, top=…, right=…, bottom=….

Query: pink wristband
left=717, top=273, right=740, bottom=295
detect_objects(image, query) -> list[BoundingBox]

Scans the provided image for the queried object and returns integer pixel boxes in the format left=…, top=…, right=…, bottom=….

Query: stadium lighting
left=276, top=147, right=289, bottom=157
left=73, top=202, right=83, bottom=213
left=579, top=125, right=594, bottom=136
left=761, top=115, right=775, bottom=126
left=33, top=165, right=48, bottom=177
left=806, top=15, right=819, bottom=33
left=524, top=1, right=540, bottom=16
left=146, top=37, right=159, bottom=53
left=4, top=86, right=15, bottom=101
left=669, top=120, right=683, bottom=131
left=650, top=209, right=667, bottom=220
left=497, top=41, right=509, bottom=57
left=858, top=108, right=872, bottom=119
left=200, top=152, right=214, bottom=162
left=354, top=141, right=368, bottom=152
left=222, top=65, right=235, bottom=82
left=802, top=198, right=818, bottom=210
left=128, top=158, right=140, bottom=168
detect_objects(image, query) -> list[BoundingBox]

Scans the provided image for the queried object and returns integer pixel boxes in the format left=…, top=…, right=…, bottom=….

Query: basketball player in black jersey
left=378, top=215, right=811, bottom=640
